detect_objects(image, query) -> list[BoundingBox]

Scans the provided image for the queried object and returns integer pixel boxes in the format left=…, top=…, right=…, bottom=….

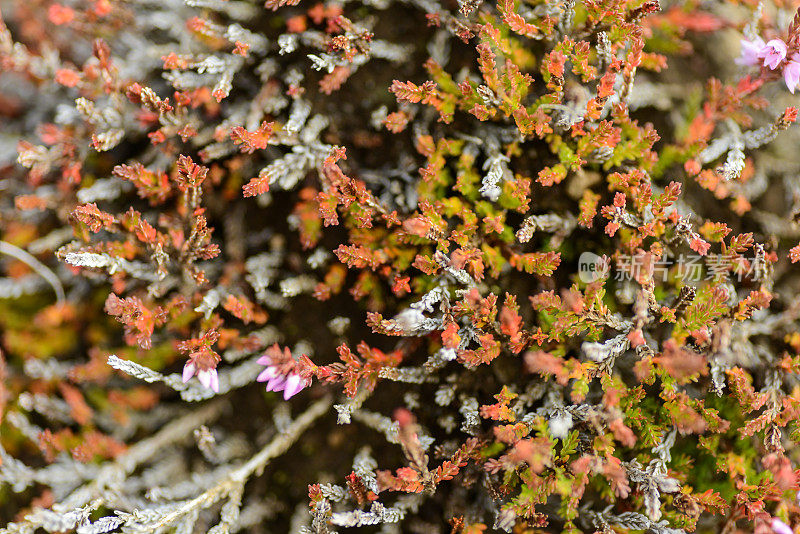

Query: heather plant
left=4, top=0, right=800, bottom=533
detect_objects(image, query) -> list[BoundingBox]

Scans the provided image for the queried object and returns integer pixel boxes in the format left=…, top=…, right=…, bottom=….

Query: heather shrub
left=3, top=0, right=800, bottom=532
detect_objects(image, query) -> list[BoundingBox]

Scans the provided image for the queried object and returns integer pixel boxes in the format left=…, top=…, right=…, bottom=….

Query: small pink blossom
left=689, top=236, right=710, bottom=256
left=736, top=36, right=765, bottom=66
left=182, top=361, right=219, bottom=392
left=784, top=53, right=800, bottom=93
left=256, top=344, right=309, bottom=400
left=627, top=328, right=645, bottom=348
left=772, top=518, right=794, bottom=534
left=758, top=39, right=788, bottom=70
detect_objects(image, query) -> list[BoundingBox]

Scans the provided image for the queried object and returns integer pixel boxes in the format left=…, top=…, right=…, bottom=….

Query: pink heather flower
left=257, top=344, right=309, bottom=400
left=772, top=518, right=794, bottom=534
left=784, top=53, right=800, bottom=93
left=182, top=361, right=220, bottom=393
left=758, top=39, right=788, bottom=70
left=736, top=36, right=765, bottom=66
left=604, top=221, right=620, bottom=237
left=689, top=236, right=710, bottom=256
